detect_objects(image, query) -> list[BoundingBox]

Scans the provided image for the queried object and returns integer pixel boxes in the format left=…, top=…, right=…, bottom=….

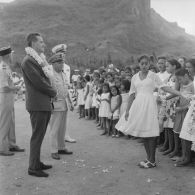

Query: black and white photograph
left=0, top=0, right=195, bottom=194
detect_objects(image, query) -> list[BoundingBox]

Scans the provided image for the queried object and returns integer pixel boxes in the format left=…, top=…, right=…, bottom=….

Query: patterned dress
left=163, top=75, right=178, bottom=129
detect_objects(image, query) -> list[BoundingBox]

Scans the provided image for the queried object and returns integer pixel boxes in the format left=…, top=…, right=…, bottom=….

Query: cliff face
left=0, top=0, right=195, bottom=64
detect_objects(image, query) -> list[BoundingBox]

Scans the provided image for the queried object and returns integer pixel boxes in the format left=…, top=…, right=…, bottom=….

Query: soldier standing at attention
left=0, top=46, right=25, bottom=156
left=52, top=44, right=76, bottom=143
left=49, top=53, right=74, bottom=160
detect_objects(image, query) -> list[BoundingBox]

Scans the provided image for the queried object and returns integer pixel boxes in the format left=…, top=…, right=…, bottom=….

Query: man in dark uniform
left=21, top=33, right=57, bottom=177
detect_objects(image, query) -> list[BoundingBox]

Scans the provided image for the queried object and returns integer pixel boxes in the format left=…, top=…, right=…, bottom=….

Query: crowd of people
left=1, top=32, right=195, bottom=178
left=72, top=56, right=195, bottom=168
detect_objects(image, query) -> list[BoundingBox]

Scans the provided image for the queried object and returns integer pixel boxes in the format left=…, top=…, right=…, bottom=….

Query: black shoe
left=58, top=149, right=73, bottom=155
left=101, top=131, right=107, bottom=136
left=40, top=162, right=53, bottom=170
left=9, top=146, right=25, bottom=152
left=51, top=153, right=61, bottom=160
left=28, top=169, right=49, bottom=177
left=0, top=151, right=14, bottom=156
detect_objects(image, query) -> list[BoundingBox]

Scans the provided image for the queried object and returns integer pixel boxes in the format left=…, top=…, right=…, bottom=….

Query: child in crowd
left=96, top=78, right=104, bottom=128
left=115, top=76, right=121, bottom=89
left=77, top=81, right=85, bottom=118
left=91, top=72, right=100, bottom=120
left=120, top=80, right=131, bottom=117
left=110, top=86, right=121, bottom=137
left=84, top=75, right=92, bottom=119
left=99, top=83, right=111, bottom=135
left=106, top=72, right=115, bottom=87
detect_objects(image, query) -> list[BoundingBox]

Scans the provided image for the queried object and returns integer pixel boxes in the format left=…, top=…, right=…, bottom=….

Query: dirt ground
left=0, top=101, right=195, bottom=195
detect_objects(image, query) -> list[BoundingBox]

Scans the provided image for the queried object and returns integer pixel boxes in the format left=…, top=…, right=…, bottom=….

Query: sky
left=0, top=0, right=194, bottom=35
left=151, top=0, right=195, bottom=35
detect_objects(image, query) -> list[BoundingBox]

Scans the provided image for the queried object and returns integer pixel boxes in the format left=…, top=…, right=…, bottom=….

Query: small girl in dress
left=84, top=75, right=92, bottom=119
left=106, top=72, right=115, bottom=87
left=110, top=86, right=121, bottom=137
left=120, top=80, right=131, bottom=117
left=96, top=79, right=104, bottom=128
left=99, top=83, right=111, bottom=135
left=91, top=72, right=100, bottom=120
left=92, top=79, right=100, bottom=122
left=77, top=81, right=85, bottom=118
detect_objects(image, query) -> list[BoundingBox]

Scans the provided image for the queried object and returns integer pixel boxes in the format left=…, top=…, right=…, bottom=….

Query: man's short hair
left=26, top=33, right=41, bottom=47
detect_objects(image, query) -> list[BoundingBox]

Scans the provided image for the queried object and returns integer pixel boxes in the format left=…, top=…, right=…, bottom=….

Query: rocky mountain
left=0, top=0, right=195, bottom=67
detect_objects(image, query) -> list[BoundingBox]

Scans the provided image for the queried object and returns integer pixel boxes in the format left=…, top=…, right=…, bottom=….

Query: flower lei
left=25, top=47, right=53, bottom=79
left=25, top=47, right=44, bottom=66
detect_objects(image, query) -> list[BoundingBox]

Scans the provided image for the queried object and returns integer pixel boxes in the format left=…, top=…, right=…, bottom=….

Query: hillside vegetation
left=0, top=0, right=195, bottom=68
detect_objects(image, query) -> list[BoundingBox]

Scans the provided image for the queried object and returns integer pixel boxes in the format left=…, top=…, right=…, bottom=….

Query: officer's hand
left=70, top=104, right=74, bottom=111
left=3, top=86, right=11, bottom=93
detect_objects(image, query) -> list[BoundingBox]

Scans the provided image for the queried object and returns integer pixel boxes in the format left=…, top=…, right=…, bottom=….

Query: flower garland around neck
left=25, top=47, right=45, bottom=66
left=25, top=47, right=53, bottom=79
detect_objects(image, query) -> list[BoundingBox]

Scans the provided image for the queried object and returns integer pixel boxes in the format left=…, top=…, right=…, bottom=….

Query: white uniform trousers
left=0, top=93, right=16, bottom=152
left=50, top=111, right=67, bottom=153
left=8, top=108, right=17, bottom=148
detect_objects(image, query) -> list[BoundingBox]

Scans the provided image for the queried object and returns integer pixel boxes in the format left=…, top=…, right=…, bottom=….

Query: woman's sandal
left=139, top=161, right=156, bottom=169
left=138, top=159, right=149, bottom=167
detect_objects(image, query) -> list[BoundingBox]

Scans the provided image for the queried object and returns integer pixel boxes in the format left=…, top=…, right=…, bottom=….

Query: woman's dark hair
left=85, top=75, right=90, bottom=82
left=167, top=59, right=181, bottom=70
left=110, top=85, right=120, bottom=97
left=121, top=79, right=130, bottom=91
left=175, top=68, right=190, bottom=77
left=138, top=55, right=150, bottom=63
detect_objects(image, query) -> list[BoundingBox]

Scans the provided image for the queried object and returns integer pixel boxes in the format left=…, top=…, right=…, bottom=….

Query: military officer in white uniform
left=49, top=53, right=74, bottom=160
left=0, top=47, right=25, bottom=156
left=52, top=44, right=70, bottom=84
left=52, top=44, right=76, bottom=143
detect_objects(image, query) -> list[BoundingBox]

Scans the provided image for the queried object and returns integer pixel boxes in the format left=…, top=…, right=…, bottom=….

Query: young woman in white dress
left=115, top=55, right=183, bottom=168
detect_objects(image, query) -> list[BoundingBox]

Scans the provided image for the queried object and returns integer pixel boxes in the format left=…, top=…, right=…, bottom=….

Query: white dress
left=77, top=88, right=85, bottom=106
left=99, top=92, right=111, bottom=118
left=180, top=78, right=195, bottom=142
left=120, top=93, right=129, bottom=117
left=85, top=82, right=93, bottom=109
left=111, top=95, right=120, bottom=120
left=92, top=86, right=98, bottom=108
left=115, top=71, right=163, bottom=137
